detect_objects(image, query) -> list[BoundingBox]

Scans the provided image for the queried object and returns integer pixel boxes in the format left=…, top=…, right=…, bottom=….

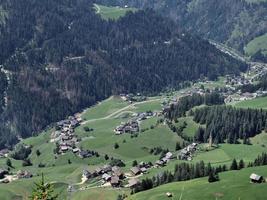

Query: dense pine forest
left=165, top=93, right=225, bottom=120
left=193, top=106, right=267, bottom=144
left=98, top=0, right=267, bottom=54
left=0, top=0, right=247, bottom=149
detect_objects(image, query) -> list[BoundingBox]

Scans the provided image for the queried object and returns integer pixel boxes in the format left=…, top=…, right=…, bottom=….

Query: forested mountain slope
left=0, top=0, right=246, bottom=148
left=98, top=0, right=267, bottom=55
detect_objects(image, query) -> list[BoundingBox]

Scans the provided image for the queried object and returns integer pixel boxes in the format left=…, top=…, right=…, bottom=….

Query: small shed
left=250, top=173, right=264, bottom=183
left=166, top=192, right=172, bottom=197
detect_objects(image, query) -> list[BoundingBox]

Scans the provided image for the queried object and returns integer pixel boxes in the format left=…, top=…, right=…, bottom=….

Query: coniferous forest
left=0, top=0, right=248, bottom=149
left=193, top=106, right=267, bottom=144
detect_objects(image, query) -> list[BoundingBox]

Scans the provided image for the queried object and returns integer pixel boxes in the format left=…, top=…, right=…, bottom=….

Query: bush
left=11, top=144, right=31, bottom=160
left=114, top=143, right=119, bottom=149
left=83, top=126, right=90, bottom=132
left=132, top=160, right=138, bottom=167
left=22, top=159, right=33, bottom=166
left=110, top=159, right=125, bottom=167
left=38, top=163, right=46, bottom=168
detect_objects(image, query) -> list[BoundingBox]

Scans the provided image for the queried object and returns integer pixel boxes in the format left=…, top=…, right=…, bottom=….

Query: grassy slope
left=81, top=96, right=129, bottom=120
left=129, top=166, right=267, bottom=200
left=234, top=96, right=267, bottom=109
left=94, top=4, right=137, bottom=20
left=175, top=117, right=200, bottom=138
left=244, top=33, right=267, bottom=56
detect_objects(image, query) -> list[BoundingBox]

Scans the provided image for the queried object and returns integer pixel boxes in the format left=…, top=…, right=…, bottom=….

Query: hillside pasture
left=94, top=4, right=137, bottom=20
left=129, top=166, right=267, bottom=200
left=244, top=33, right=267, bottom=56
left=234, top=96, right=267, bottom=109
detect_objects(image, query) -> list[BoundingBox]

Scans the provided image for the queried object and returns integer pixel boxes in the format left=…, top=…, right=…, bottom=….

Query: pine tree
left=208, top=172, right=219, bottom=183
left=6, top=158, right=12, bottom=168
left=239, top=159, right=245, bottom=169
left=230, top=159, right=238, bottom=170
left=36, top=149, right=41, bottom=157
left=175, top=142, right=181, bottom=151
left=114, top=143, right=119, bottom=149
left=30, top=173, right=58, bottom=200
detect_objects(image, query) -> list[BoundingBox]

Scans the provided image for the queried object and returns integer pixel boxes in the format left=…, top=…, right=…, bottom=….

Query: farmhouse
left=110, top=176, right=120, bottom=187
left=128, top=178, right=140, bottom=188
left=102, top=173, right=112, bottom=182
left=17, top=170, right=32, bottom=179
left=112, top=166, right=124, bottom=179
left=102, top=164, right=112, bottom=173
left=79, top=150, right=93, bottom=158
left=155, top=160, right=166, bottom=167
left=83, top=170, right=92, bottom=179
left=178, top=143, right=198, bottom=161
left=130, top=167, right=141, bottom=176
left=250, top=173, right=265, bottom=183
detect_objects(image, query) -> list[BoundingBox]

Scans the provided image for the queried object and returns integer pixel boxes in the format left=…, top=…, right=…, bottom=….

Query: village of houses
left=0, top=61, right=267, bottom=189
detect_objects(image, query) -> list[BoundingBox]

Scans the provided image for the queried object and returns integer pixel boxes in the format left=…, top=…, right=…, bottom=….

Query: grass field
left=234, top=96, right=267, bottom=109
left=244, top=33, right=267, bottom=56
left=94, top=4, right=137, bottom=20
left=175, top=117, right=201, bottom=138
left=81, top=96, right=129, bottom=120
left=129, top=165, right=267, bottom=200
left=251, top=132, right=267, bottom=146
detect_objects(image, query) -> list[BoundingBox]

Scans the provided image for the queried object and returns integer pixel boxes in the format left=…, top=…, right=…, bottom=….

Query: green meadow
left=244, top=33, right=267, bottom=56
left=129, top=166, right=267, bottom=200
left=234, top=96, right=267, bottom=109
left=94, top=4, right=137, bottom=20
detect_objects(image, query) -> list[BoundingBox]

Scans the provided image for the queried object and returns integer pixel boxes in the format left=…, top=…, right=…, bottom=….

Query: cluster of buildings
left=155, top=152, right=174, bottom=167
left=114, top=120, right=139, bottom=135
left=178, top=143, right=198, bottom=161
left=130, top=162, right=153, bottom=176
left=114, top=111, right=155, bottom=135
left=83, top=165, right=124, bottom=187
left=0, top=169, right=32, bottom=184
left=51, top=115, right=82, bottom=154
left=120, top=93, right=147, bottom=103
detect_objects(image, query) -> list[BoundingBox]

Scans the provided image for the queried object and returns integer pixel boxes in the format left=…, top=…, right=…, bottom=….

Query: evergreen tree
left=114, top=143, right=119, bottom=149
left=208, top=171, right=219, bottom=183
left=239, top=159, right=245, bottom=169
left=30, top=173, right=58, bottom=200
left=6, top=158, right=12, bottom=168
left=36, top=149, right=41, bottom=157
left=132, top=160, right=138, bottom=167
left=230, top=159, right=238, bottom=170
left=175, top=142, right=181, bottom=151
